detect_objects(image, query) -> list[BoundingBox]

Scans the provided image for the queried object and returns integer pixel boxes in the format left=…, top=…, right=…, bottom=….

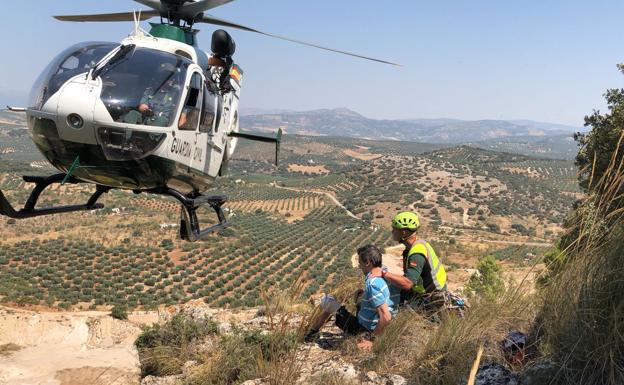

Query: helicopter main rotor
left=53, top=0, right=401, bottom=66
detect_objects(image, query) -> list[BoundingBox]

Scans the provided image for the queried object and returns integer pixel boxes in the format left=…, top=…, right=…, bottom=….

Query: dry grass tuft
left=184, top=276, right=313, bottom=385
left=355, top=283, right=535, bottom=385
left=367, top=308, right=429, bottom=373
left=539, top=131, right=624, bottom=385
left=135, top=312, right=219, bottom=377
left=307, top=371, right=359, bottom=385
left=409, top=289, right=534, bottom=385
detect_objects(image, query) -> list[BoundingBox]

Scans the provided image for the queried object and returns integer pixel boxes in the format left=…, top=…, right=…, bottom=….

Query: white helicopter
left=0, top=0, right=399, bottom=241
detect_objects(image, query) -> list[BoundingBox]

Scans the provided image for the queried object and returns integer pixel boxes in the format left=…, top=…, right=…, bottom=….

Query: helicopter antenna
left=132, top=10, right=141, bottom=36
left=131, top=10, right=153, bottom=38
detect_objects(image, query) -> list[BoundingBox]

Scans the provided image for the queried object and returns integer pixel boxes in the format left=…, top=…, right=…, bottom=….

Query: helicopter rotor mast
left=53, top=0, right=401, bottom=66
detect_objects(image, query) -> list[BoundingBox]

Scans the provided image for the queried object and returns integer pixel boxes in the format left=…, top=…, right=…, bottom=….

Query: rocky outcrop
left=468, top=363, right=519, bottom=385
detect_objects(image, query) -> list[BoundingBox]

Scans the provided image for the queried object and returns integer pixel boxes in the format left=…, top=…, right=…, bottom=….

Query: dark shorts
left=335, top=306, right=367, bottom=335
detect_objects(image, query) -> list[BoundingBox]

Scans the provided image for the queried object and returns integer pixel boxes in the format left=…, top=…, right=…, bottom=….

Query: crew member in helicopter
left=124, top=62, right=186, bottom=127
left=207, top=29, right=236, bottom=91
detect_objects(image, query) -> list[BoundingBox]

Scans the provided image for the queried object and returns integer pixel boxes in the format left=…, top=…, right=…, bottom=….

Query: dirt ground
left=343, top=149, right=382, bottom=161
left=0, top=307, right=145, bottom=385
left=0, top=304, right=261, bottom=385
left=287, top=164, right=330, bottom=174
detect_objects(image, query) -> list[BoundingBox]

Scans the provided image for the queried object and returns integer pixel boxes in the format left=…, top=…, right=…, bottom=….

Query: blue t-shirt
left=357, top=272, right=397, bottom=331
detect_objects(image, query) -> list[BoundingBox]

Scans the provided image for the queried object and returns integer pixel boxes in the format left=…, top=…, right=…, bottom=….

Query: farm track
left=456, top=237, right=552, bottom=247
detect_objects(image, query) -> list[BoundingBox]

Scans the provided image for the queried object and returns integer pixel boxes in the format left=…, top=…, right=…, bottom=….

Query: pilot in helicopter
left=123, top=62, right=185, bottom=127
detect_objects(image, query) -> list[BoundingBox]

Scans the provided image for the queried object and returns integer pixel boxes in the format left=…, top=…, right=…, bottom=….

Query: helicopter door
left=178, top=72, right=206, bottom=171
left=200, top=82, right=222, bottom=177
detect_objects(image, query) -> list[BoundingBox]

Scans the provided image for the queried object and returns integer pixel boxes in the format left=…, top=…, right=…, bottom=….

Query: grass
left=173, top=277, right=314, bottom=385
left=410, top=290, right=535, bottom=385
left=135, top=312, right=219, bottom=377
left=538, top=130, right=624, bottom=385
left=183, top=327, right=300, bottom=385
left=363, top=286, right=535, bottom=385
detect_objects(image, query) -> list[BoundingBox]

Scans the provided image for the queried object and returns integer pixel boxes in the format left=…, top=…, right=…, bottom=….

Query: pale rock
left=319, top=363, right=358, bottom=380
left=182, top=360, right=198, bottom=376
left=365, top=371, right=408, bottom=385
left=462, top=363, right=518, bottom=385
left=519, top=361, right=557, bottom=385
left=240, top=379, right=266, bottom=385
left=140, top=374, right=183, bottom=385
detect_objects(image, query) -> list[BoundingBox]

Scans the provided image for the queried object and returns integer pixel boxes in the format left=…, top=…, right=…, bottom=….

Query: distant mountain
left=240, top=108, right=582, bottom=144
left=508, top=120, right=583, bottom=132
left=470, top=133, right=579, bottom=160
left=239, top=107, right=297, bottom=116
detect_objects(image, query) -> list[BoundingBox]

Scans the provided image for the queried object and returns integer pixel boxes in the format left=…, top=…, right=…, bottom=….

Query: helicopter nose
left=55, top=76, right=100, bottom=145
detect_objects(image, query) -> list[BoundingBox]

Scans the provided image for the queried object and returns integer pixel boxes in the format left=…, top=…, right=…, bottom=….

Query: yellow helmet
left=392, top=211, right=420, bottom=230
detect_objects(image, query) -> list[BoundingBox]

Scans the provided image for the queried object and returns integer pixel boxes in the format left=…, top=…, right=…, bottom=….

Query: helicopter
left=0, top=0, right=399, bottom=241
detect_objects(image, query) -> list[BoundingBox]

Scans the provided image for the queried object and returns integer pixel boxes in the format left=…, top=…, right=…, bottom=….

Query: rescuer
left=382, top=211, right=449, bottom=311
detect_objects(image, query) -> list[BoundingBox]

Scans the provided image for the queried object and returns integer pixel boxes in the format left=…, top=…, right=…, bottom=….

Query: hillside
left=0, top=118, right=582, bottom=385
left=0, top=129, right=575, bottom=310
left=240, top=108, right=581, bottom=153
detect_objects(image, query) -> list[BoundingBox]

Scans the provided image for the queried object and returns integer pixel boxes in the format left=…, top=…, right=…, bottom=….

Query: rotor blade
left=133, top=0, right=164, bottom=12
left=198, top=15, right=401, bottom=66
left=54, top=11, right=160, bottom=22
left=181, top=0, right=235, bottom=18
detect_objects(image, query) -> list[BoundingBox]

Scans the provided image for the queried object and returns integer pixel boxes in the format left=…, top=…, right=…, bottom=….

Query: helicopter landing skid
left=157, top=188, right=229, bottom=242
left=0, top=174, right=111, bottom=219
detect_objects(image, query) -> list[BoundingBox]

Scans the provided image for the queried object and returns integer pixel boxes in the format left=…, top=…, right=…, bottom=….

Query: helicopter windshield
left=29, top=42, right=117, bottom=110
left=99, top=48, right=191, bottom=127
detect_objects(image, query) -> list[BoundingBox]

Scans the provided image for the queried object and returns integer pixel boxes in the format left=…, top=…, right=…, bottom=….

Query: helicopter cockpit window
left=200, top=84, right=217, bottom=133
left=179, top=72, right=203, bottom=131
left=99, top=48, right=191, bottom=127
left=29, top=42, right=117, bottom=110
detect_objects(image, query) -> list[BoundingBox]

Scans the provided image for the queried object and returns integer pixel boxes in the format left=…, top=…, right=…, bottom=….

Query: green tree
left=562, top=64, right=624, bottom=251
left=111, top=304, right=128, bottom=320
left=465, top=255, right=505, bottom=298
left=574, top=64, right=624, bottom=204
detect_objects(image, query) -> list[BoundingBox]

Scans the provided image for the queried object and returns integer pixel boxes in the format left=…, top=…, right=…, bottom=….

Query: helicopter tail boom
left=229, top=128, right=282, bottom=166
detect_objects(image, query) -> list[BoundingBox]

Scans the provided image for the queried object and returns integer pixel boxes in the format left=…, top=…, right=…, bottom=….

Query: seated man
left=123, top=63, right=184, bottom=127
left=305, top=245, right=397, bottom=350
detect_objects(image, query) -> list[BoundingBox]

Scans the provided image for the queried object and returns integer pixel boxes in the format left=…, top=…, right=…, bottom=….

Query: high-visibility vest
left=403, top=240, right=447, bottom=294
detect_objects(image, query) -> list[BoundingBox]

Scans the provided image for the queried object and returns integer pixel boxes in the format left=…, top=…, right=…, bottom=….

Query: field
left=0, top=126, right=573, bottom=310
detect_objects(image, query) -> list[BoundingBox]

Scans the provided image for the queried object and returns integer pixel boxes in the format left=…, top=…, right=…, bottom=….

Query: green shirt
left=401, top=248, right=442, bottom=301
left=404, top=251, right=427, bottom=288
left=140, top=85, right=181, bottom=127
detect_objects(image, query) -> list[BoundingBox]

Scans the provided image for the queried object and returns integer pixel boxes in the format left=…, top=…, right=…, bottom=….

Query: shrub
left=135, top=312, right=219, bottom=377
left=464, top=255, right=505, bottom=299
left=160, top=239, right=173, bottom=248
left=110, top=304, right=129, bottom=320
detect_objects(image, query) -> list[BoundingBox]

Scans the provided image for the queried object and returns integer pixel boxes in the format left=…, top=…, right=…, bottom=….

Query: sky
left=2, top=0, right=624, bottom=126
